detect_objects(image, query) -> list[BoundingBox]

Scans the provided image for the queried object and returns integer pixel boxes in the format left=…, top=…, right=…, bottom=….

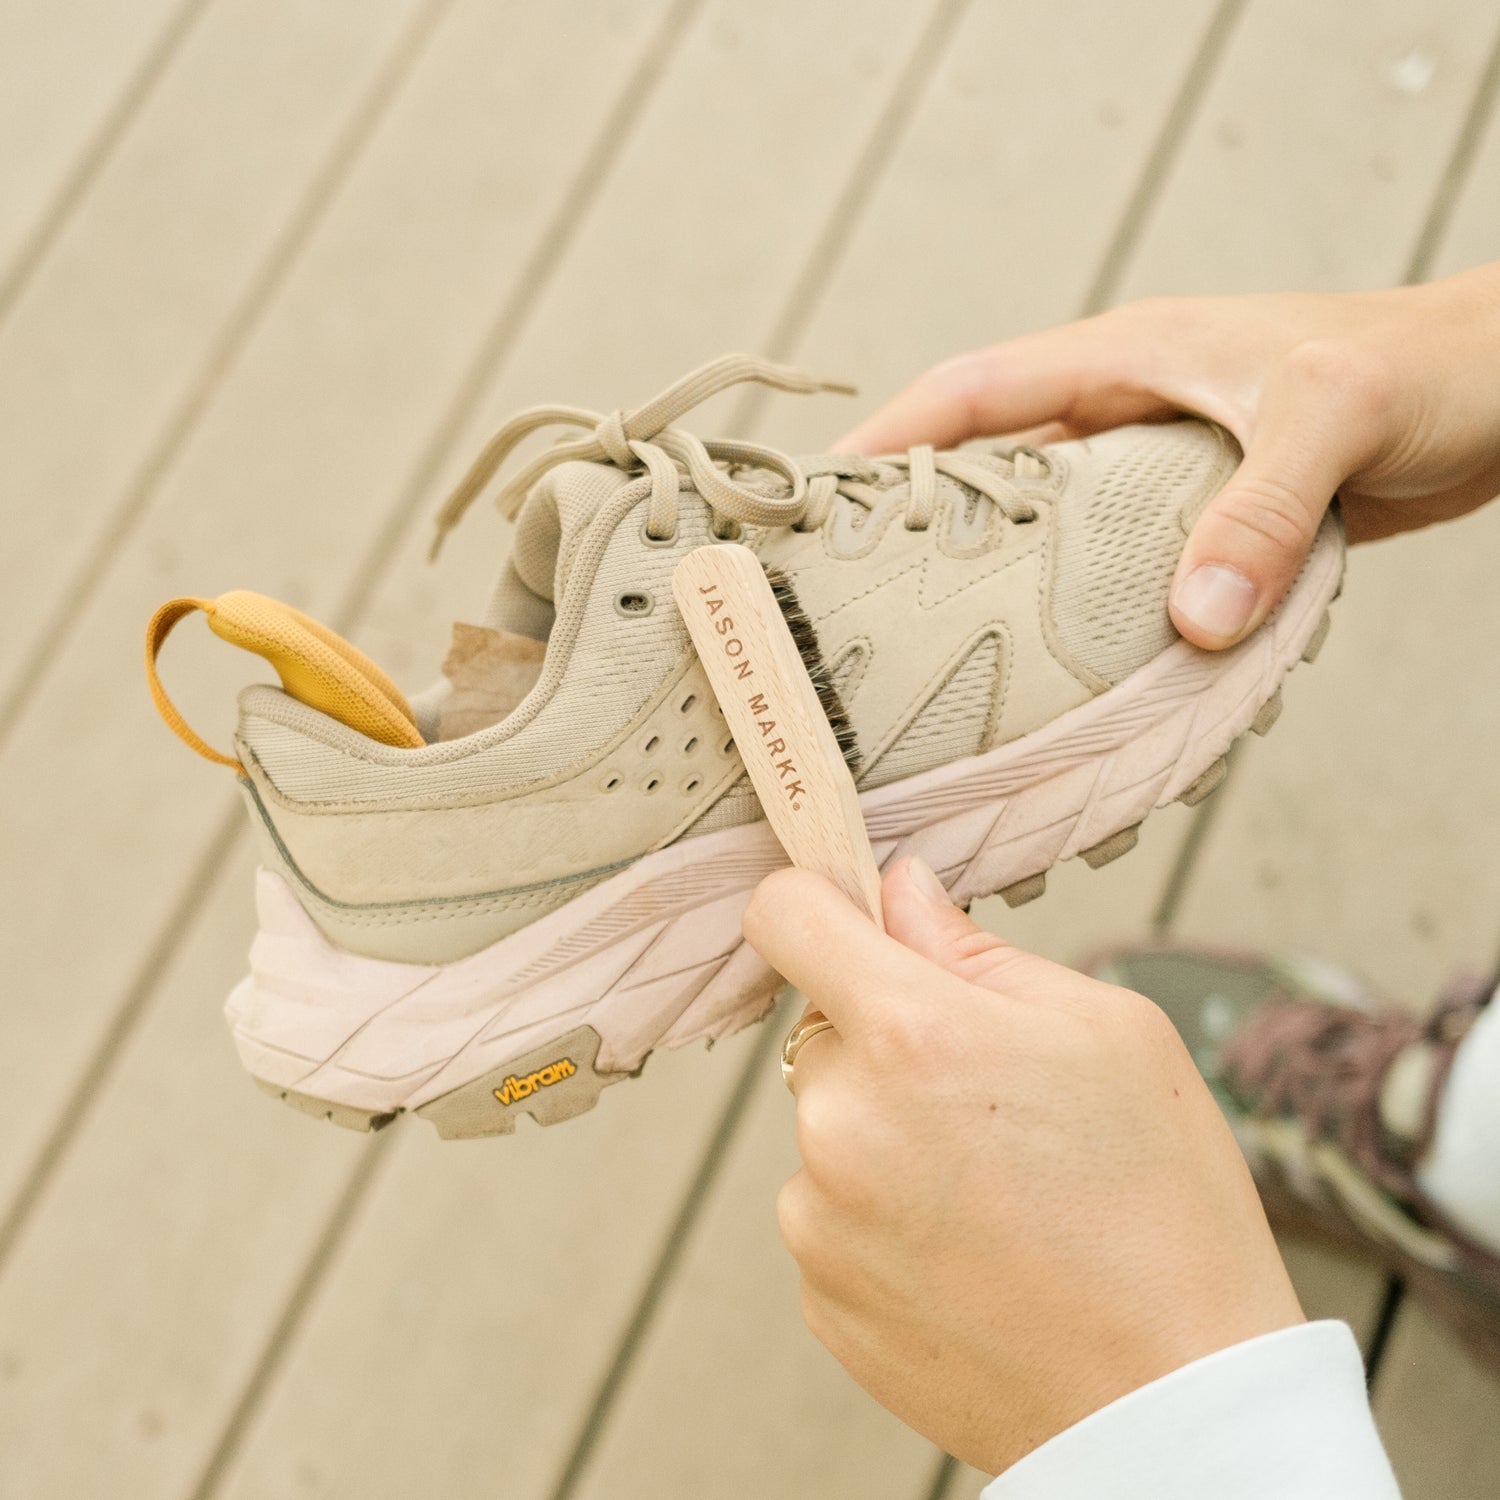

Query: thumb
left=1170, top=361, right=1361, bottom=650
left=882, top=857, right=1074, bottom=1000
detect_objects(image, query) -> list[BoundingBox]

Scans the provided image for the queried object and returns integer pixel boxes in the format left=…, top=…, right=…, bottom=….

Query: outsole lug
left=1250, top=687, right=1283, bottom=736
left=999, top=872, right=1046, bottom=907
left=255, top=1077, right=396, bottom=1134
left=416, top=1024, right=623, bottom=1139
left=1080, top=823, right=1140, bottom=870
left=1301, top=611, right=1332, bottom=663
left=1177, top=756, right=1228, bottom=807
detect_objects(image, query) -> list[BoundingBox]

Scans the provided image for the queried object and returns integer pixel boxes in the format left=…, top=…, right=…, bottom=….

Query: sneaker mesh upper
left=1049, top=422, right=1236, bottom=683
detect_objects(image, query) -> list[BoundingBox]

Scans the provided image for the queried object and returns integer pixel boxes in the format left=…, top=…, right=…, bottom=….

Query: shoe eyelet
left=710, top=519, right=742, bottom=542
left=638, top=520, right=680, bottom=548
left=615, top=590, right=654, bottom=618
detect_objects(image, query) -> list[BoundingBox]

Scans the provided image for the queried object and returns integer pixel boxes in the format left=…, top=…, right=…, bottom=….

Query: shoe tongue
left=510, top=460, right=619, bottom=605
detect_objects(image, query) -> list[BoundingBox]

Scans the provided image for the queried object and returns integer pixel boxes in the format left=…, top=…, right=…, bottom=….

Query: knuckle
left=925, top=348, right=990, bottom=396
left=923, top=350, right=998, bottom=432
left=775, top=1174, right=814, bottom=1261
left=794, top=1091, right=841, bottom=1168
left=797, top=1094, right=886, bottom=1216
left=863, top=1004, right=939, bottom=1069
left=1107, top=984, right=1185, bottom=1060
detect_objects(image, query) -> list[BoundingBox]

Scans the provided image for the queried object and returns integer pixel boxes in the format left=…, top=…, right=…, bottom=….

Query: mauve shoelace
left=1221, top=977, right=1490, bottom=1199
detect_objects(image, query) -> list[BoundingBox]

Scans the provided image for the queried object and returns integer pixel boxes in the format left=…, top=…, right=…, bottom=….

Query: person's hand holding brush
left=744, top=859, right=1305, bottom=1478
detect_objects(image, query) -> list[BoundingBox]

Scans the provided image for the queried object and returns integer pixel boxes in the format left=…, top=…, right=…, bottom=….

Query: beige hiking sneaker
left=145, top=355, right=1344, bottom=1137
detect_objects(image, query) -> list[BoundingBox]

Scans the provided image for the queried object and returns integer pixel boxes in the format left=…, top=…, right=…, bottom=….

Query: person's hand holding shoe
left=840, top=263, right=1500, bottom=649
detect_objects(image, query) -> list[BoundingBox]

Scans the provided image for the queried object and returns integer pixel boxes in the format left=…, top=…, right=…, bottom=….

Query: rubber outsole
left=238, top=529, right=1344, bottom=1139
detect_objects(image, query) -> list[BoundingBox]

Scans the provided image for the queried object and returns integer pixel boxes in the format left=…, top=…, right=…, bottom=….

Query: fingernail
left=1173, top=564, right=1257, bottom=642
left=904, top=856, right=950, bottom=906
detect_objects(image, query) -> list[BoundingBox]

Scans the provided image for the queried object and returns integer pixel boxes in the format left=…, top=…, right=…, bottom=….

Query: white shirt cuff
left=981, top=1321, right=1400, bottom=1500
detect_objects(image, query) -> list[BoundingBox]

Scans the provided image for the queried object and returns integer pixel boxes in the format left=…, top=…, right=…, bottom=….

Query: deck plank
left=1114, top=0, right=1500, bottom=297
left=0, top=0, right=200, bottom=302
left=567, top=1056, right=941, bottom=1500
left=0, top=0, right=444, bottom=721
left=0, top=842, right=371, bottom=1500
left=1374, top=1302, right=1500, bottom=1500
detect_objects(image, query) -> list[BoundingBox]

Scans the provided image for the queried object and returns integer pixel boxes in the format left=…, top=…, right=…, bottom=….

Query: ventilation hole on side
left=683, top=776, right=701, bottom=794
left=614, top=590, right=654, bottom=618
left=643, top=734, right=660, bottom=753
left=643, top=776, right=661, bottom=793
left=679, top=693, right=697, bottom=713
left=602, top=773, right=622, bottom=791
left=682, top=736, right=698, bottom=755
left=721, top=736, right=735, bottom=756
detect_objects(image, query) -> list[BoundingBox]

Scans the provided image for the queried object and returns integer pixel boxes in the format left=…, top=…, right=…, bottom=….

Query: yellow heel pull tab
left=206, top=591, right=424, bottom=749
left=145, top=597, right=241, bottom=768
left=146, top=592, right=426, bottom=768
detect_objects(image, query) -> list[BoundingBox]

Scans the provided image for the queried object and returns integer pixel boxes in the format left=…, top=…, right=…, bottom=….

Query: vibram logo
left=494, top=1057, right=577, bottom=1107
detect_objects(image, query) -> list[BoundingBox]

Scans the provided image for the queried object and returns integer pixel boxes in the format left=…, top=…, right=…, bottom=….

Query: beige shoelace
left=430, top=353, right=1046, bottom=558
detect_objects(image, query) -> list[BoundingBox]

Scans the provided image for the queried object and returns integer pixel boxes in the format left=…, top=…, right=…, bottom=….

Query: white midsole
left=228, top=524, right=1343, bottom=1113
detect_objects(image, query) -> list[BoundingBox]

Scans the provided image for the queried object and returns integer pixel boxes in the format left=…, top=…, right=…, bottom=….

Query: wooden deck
left=2, top=3, right=1498, bottom=1495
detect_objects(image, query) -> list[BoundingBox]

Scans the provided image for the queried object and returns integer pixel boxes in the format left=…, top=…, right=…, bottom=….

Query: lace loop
left=429, top=353, right=1049, bottom=559
left=905, top=444, right=937, bottom=531
left=596, top=410, right=634, bottom=467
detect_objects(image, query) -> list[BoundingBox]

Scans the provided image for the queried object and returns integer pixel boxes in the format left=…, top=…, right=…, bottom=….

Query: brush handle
left=673, top=544, right=884, bottom=929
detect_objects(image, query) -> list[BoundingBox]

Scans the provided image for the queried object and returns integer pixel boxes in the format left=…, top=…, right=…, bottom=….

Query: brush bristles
left=763, top=566, right=861, bottom=774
